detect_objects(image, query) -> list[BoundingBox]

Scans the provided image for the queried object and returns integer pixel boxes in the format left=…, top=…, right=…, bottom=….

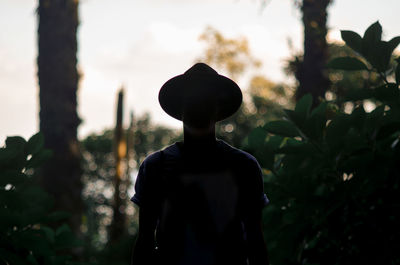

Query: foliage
left=0, top=133, right=83, bottom=265
left=198, top=26, right=294, bottom=147
left=198, top=26, right=261, bottom=80
left=80, top=113, right=178, bottom=263
left=246, top=22, right=400, bottom=265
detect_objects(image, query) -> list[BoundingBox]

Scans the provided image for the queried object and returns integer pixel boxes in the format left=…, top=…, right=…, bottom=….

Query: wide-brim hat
left=158, top=63, right=242, bottom=122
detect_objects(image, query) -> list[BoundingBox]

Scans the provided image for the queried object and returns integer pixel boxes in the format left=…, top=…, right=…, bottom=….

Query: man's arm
left=243, top=208, right=269, bottom=265
left=131, top=206, right=158, bottom=265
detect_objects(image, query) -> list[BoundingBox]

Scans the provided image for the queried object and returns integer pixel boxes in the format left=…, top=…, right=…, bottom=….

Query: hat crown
left=184, top=63, right=218, bottom=76
left=159, top=62, right=242, bottom=122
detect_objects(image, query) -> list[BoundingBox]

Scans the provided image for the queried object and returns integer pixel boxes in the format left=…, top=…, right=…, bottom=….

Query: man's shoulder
left=141, top=142, right=180, bottom=166
left=217, top=140, right=260, bottom=167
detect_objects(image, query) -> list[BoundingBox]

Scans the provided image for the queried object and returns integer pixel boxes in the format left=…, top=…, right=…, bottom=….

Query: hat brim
left=159, top=73, right=242, bottom=122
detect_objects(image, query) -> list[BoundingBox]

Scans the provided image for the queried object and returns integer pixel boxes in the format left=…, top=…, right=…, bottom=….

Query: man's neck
left=183, top=124, right=216, bottom=149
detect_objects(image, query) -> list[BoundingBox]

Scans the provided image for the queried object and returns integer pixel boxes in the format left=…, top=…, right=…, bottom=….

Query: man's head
left=158, top=63, right=242, bottom=128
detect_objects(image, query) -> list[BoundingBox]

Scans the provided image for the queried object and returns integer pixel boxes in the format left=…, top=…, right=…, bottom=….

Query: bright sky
left=0, top=0, right=399, bottom=143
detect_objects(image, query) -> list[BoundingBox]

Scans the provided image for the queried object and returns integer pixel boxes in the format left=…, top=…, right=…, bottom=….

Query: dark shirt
left=131, top=139, right=269, bottom=265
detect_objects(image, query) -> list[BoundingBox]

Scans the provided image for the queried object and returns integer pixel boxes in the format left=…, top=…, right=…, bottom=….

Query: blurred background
left=1, top=0, right=399, bottom=141
left=1, top=0, right=400, bottom=265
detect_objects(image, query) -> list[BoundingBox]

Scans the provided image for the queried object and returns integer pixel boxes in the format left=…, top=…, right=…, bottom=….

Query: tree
left=293, top=0, right=333, bottom=106
left=246, top=21, right=400, bottom=265
left=80, top=112, right=179, bottom=263
left=198, top=27, right=293, bottom=147
left=37, top=0, right=82, bottom=234
left=0, top=133, right=83, bottom=265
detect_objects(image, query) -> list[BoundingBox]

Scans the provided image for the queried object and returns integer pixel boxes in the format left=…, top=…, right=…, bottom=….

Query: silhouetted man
left=131, top=63, right=269, bottom=265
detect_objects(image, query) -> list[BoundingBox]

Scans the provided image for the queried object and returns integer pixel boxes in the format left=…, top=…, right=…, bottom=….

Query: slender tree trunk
left=110, top=89, right=127, bottom=242
left=296, top=0, right=332, bottom=105
left=37, top=0, right=82, bottom=234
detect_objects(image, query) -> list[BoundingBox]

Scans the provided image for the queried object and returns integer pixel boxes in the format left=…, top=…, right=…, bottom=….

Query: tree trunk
left=37, top=0, right=82, bottom=234
left=109, top=89, right=127, bottom=242
left=296, top=0, right=332, bottom=106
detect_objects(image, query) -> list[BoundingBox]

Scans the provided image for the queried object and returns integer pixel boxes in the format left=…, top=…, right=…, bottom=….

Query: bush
left=0, top=133, right=83, bottom=265
left=245, top=22, right=400, bottom=265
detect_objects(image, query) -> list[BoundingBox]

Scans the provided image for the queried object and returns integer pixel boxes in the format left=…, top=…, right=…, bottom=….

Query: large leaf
left=5, top=136, right=26, bottom=151
left=264, top=120, right=299, bottom=137
left=376, top=122, right=400, bottom=140
left=326, top=114, right=351, bottom=149
left=365, top=105, right=385, bottom=133
left=278, top=140, right=315, bottom=155
left=341, top=30, right=363, bottom=54
left=26, top=132, right=44, bottom=155
left=265, top=135, right=284, bottom=152
left=0, top=170, right=26, bottom=187
left=284, top=109, right=302, bottom=127
left=344, top=88, right=374, bottom=101
left=247, top=126, right=267, bottom=149
left=379, top=36, right=400, bottom=71
left=256, top=149, right=274, bottom=171
left=303, top=102, right=328, bottom=140
left=327, top=57, right=369, bottom=71
left=43, top=211, right=71, bottom=223
left=4, top=137, right=26, bottom=170
left=40, top=225, right=55, bottom=244
left=294, top=94, right=313, bottom=123
left=374, top=83, right=400, bottom=103
left=26, top=149, right=52, bottom=169
left=350, top=106, right=366, bottom=132
left=362, top=21, right=383, bottom=70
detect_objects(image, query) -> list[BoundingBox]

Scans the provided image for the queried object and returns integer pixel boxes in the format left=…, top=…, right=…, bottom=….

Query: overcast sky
left=0, top=0, right=399, bottom=143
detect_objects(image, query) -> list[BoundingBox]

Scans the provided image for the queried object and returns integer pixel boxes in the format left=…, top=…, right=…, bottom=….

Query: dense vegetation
left=1, top=22, right=399, bottom=265
left=0, top=133, right=82, bottom=265
left=245, top=21, right=400, bottom=264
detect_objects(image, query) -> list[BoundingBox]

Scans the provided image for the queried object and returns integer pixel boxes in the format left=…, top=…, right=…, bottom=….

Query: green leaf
left=380, top=37, right=400, bottom=71
left=40, top=225, right=55, bottom=244
left=284, top=109, right=302, bottom=127
left=362, top=21, right=383, bottom=69
left=362, top=21, right=382, bottom=51
left=5, top=136, right=26, bottom=151
left=295, top=94, right=313, bottom=123
left=247, top=127, right=267, bottom=149
left=310, top=102, right=328, bottom=118
left=376, top=122, right=400, bottom=140
left=256, top=149, right=274, bottom=171
left=26, top=132, right=44, bottom=155
left=0, top=170, right=27, bottom=187
left=44, top=211, right=71, bottom=223
left=27, top=253, right=39, bottom=265
left=303, top=102, right=328, bottom=139
left=387, top=37, right=400, bottom=58
left=341, top=30, right=363, bottom=54
left=55, top=224, right=82, bottom=249
left=265, top=135, right=284, bottom=152
left=264, top=120, right=299, bottom=137
left=3, top=137, right=27, bottom=170
left=26, top=149, right=53, bottom=169
left=327, top=57, right=369, bottom=71
left=365, top=105, right=385, bottom=132
left=344, top=88, right=374, bottom=101
left=374, top=83, right=399, bottom=102
left=56, top=224, right=71, bottom=236
left=350, top=106, right=366, bottom=131
left=326, top=114, right=351, bottom=148
left=278, top=140, right=315, bottom=155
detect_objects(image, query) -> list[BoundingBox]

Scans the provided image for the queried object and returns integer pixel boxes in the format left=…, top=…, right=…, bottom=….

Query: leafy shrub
left=0, top=133, right=83, bottom=265
left=245, top=22, right=400, bottom=265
